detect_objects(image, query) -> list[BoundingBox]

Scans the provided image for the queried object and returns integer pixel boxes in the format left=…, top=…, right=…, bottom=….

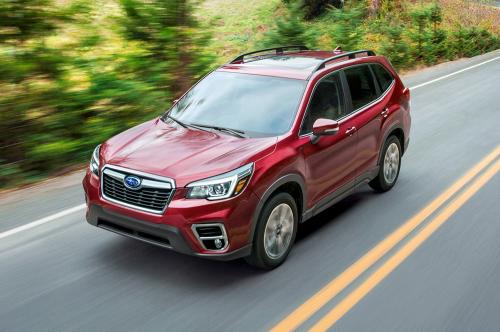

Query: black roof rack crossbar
left=229, top=45, right=310, bottom=64
left=309, top=50, right=375, bottom=78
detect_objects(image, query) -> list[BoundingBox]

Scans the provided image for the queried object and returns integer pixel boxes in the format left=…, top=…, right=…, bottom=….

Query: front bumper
left=86, top=204, right=251, bottom=260
left=83, top=169, right=257, bottom=261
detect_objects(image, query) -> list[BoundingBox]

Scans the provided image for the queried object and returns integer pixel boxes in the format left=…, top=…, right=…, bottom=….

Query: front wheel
left=369, top=135, right=402, bottom=192
left=245, top=192, right=298, bottom=269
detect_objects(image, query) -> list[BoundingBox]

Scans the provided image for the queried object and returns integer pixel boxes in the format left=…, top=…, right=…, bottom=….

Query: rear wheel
left=369, top=135, right=401, bottom=192
left=245, top=192, right=298, bottom=269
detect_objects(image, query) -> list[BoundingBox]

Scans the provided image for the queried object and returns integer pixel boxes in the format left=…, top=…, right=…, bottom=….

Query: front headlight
left=186, top=163, right=254, bottom=200
left=90, top=144, right=101, bottom=176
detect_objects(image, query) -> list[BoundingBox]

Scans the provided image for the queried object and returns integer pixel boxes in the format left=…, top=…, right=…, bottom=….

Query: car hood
left=101, top=118, right=277, bottom=186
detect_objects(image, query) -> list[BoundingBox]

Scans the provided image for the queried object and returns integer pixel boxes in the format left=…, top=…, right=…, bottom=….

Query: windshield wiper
left=163, top=116, right=246, bottom=137
left=164, top=114, right=188, bottom=128
left=190, top=123, right=247, bottom=138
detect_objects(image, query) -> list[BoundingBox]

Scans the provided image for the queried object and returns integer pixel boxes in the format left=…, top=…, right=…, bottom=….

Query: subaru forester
left=83, top=46, right=411, bottom=269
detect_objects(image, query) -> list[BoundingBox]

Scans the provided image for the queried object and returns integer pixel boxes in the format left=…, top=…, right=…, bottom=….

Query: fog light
left=214, top=238, right=223, bottom=249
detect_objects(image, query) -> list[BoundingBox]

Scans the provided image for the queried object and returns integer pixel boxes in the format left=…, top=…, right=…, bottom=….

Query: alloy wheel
left=263, top=203, right=294, bottom=259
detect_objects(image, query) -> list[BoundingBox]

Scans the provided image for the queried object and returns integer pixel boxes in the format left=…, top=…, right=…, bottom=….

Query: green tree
left=380, top=24, right=411, bottom=69
left=0, top=0, right=86, bottom=183
left=408, top=2, right=449, bottom=65
left=326, top=2, right=366, bottom=51
left=119, top=0, right=214, bottom=97
left=427, top=3, right=447, bottom=62
left=261, top=2, right=317, bottom=48
left=408, top=4, right=431, bottom=61
left=449, top=27, right=500, bottom=58
left=0, top=0, right=216, bottom=188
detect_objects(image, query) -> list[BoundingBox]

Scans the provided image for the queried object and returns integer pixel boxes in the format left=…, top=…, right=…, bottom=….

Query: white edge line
left=409, top=56, right=500, bottom=90
left=2, top=54, right=500, bottom=240
left=0, top=204, right=86, bottom=240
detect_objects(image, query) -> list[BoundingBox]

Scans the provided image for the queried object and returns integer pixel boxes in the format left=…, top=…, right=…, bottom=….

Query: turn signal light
left=234, top=176, right=250, bottom=195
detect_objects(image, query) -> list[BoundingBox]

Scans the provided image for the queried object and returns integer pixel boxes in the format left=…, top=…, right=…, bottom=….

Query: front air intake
left=98, top=220, right=172, bottom=248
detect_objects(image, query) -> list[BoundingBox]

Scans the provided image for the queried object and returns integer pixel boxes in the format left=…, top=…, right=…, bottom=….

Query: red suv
left=83, top=46, right=411, bottom=269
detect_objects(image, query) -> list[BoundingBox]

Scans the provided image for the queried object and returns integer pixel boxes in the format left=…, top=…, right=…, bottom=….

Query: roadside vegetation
left=1, top=0, right=499, bottom=189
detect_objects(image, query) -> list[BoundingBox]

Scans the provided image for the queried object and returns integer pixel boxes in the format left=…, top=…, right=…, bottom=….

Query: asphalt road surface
left=1, top=50, right=500, bottom=332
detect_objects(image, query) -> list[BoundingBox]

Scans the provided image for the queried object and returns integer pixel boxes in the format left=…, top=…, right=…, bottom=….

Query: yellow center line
left=310, top=160, right=500, bottom=331
left=271, top=146, right=500, bottom=332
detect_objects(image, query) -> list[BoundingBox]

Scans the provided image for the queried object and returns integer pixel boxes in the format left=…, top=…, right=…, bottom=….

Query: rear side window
left=344, top=65, right=378, bottom=111
left=301, top=73, right=344, bottom=134
left=372, top=64, right=394, bottom=92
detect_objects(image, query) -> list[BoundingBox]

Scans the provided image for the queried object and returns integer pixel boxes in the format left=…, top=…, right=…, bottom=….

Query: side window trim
left=371, top=63, right=395, bottom=94
left=339, top=80, right=395, bottom=121
left=342, top=63, right=381, bottom=114
left=335, top=64, right=395, bottom=122
left=299, top=71, right=346, bottom=136
left=339, top=70, right=353, bottom=116
left=298, top=62, right=395, bottom=137
left=368, top=65, right=382, bottom=96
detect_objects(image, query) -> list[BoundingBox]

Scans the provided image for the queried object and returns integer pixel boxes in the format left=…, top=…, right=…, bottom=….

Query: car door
left=342, top=64, right=394, bottom=180
left=299, top=72, right=358, bottom=208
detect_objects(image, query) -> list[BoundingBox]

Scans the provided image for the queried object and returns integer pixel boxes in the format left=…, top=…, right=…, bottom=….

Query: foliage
left=301, top=0, right=345, bottom=20
left=380, top=24, right=411, bottom=69
left=0, top=0, right=498, bottom=188
left=118, top=0, right=214, bottom=96
left=406, top=2, right=448, bottom=64
left=330, top=0, right=499, bottom=69
left=427, top=3, right=448, bottom=61
left=448, top=26, right=500, bottom=58
left=282, top=0, right=344, bottom=20
left=408, top=4, right=431, bottom=61
left=0, top=0, right=89, bottom=183
left=324, top=2, right=367, bottom=51
left=0, top=0, right=213, bottom=188
left=260, top=2, right=317, bottom=48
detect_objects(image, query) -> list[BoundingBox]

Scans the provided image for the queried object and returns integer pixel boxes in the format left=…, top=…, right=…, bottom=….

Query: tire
left=245, top=192, right=298, bottom=269
left=369, top=135, right=402, bottom=192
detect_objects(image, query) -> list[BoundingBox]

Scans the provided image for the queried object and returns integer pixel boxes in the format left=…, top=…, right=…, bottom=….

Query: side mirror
left=172, top=99, right=179, bottom=105
left=311, top=118, right=339, bottom=144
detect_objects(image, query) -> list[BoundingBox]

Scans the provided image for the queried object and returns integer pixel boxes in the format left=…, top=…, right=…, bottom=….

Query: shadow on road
left=296, top=188, right=376, bottom=242
left=93, top=186, right=378, bottom=289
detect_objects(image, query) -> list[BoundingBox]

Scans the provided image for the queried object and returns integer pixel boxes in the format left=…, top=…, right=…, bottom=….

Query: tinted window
left=301, top=73, right=344, bottom=134
left=166, top=71, right=306, bottom=137
left=344, top=65, right=378, bottom=111
left=372, top=64, right=394, bottom=92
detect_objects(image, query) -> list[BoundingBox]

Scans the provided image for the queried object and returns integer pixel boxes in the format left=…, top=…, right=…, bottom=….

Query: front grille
left=101, top=166, right=174, bottom=214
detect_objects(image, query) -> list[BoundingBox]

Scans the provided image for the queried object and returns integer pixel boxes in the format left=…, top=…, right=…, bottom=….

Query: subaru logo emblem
left=124, top=175, right=141, bottom=190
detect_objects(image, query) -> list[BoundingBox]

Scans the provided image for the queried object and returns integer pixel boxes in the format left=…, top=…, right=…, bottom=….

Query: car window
left=344, top=65, right=378, bottom=111
left=372, top=64, right=394, bottom=93
left=166, top=71, right=306, bottom=137
left=301, top=73, right=344, bottom=135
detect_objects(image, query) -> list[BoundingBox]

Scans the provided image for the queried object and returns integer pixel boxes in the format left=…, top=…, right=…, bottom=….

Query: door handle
left=345, top=126, right=357, bottom=136
left=381, top=108, right=389, bottom=118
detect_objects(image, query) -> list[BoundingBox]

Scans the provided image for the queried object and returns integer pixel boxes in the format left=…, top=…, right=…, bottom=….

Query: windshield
left=165, top=71, right=306, bottom=137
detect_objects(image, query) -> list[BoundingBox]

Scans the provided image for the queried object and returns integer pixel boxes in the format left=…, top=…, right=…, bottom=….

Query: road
left=1, top=50, right=500, bottom=332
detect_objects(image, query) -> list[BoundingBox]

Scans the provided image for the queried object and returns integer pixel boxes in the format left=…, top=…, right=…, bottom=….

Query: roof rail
left=309, top=49, right=375, bottom=78
left=229, top=45, right=310, bottom=64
